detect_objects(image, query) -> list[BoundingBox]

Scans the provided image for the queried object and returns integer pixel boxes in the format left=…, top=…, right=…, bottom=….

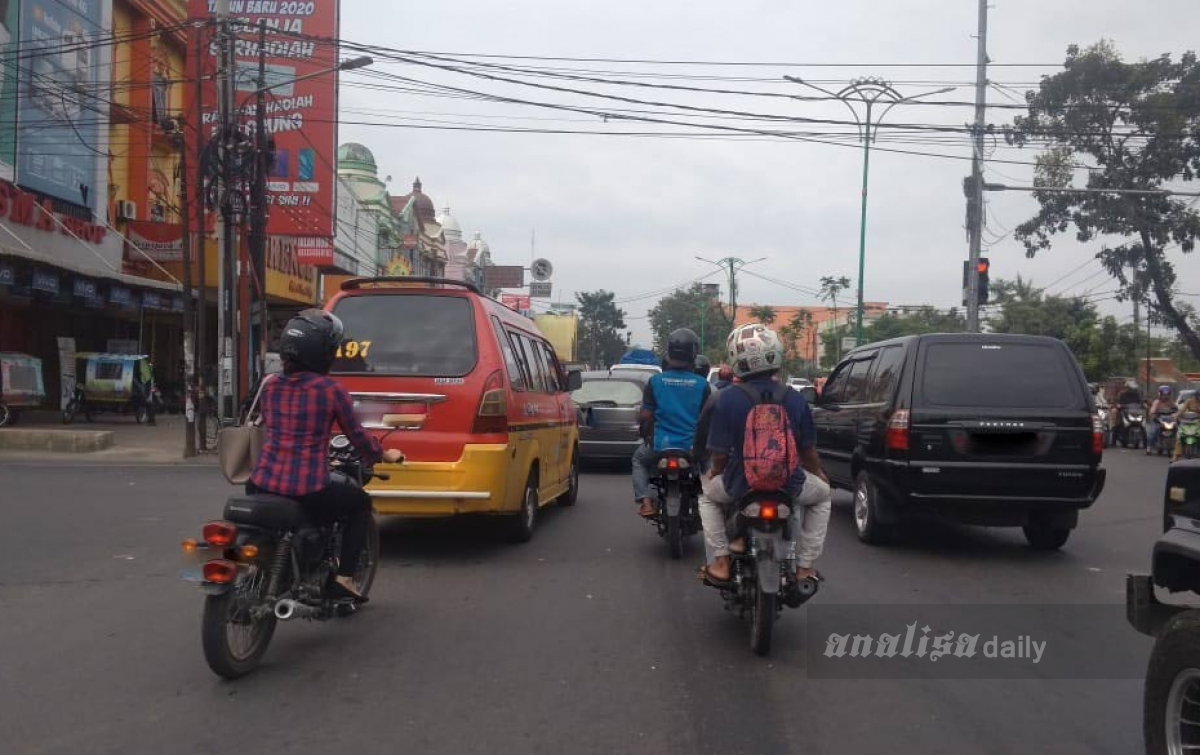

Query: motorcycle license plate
left=178, top=567, right=205, bottom=583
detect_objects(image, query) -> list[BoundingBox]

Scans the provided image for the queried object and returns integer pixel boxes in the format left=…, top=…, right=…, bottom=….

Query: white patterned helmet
left=726, top=323, right=785, bottom=379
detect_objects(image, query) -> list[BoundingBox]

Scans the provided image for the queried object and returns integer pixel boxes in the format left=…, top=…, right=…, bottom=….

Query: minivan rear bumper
left=367, top=443, right=512, bottom=516
left=875, top=460, right=1106, bottom=525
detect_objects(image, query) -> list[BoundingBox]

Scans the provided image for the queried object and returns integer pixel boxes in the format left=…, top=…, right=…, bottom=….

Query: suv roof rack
left=340, top=276, right=482, bottom=295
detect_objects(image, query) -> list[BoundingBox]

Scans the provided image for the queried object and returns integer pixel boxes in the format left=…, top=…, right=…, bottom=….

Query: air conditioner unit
left=116, top=200, right=137, bottom=221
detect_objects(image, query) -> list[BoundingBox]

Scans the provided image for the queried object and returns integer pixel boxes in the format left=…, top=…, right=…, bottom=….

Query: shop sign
left=0, top=180, right=106, bottom=243
left=295, top=237, right=334, bottom=267
left=127, top=221, right=184, bottom=262
left=110, top=285, right=133, bottom=308
left=72, top=278, right=98, bottom=300
left=501, top=294, right=531, bottom=311
left=31, top=268, right=58, bottom=294
left=171, top=296, right=184, bottom=313
left=265, top=236, right=319, bottom=305
left=143, top=291, right=164, bottom=310
left=0, top=262, right=13, bottom=286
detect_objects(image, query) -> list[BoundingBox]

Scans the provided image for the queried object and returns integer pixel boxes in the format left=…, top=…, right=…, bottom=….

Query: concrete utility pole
left=216, top=0, right=239, bottom=422
left=965, top=0, right=989, bottom=332
left=194, top=26, right=209, bottom=450
left=252, top=19, right=268, bottom=387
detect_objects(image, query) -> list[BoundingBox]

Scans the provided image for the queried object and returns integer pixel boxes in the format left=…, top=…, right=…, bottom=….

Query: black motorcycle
left=707, top=492, right=820, bottom=656
left=182, top=434, right=395, bottom=679
left=650, top=449, right=701, bottom=559
left=1153, top=408, right=1179, bottom=456
left=1113, top=403, right=1147, bottom=449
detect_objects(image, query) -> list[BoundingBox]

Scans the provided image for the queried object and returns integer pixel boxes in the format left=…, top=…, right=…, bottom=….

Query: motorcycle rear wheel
left=666, top=513, right=683, bottom=560
left=202, top=574, right=277, bottom=679
left=750, top=583, right=776, bottom=657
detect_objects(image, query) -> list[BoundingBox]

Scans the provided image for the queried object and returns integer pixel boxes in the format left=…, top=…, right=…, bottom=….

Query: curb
left=0, top=447, right=219, bottom=465
left=0, top=428, right=115, bottom=453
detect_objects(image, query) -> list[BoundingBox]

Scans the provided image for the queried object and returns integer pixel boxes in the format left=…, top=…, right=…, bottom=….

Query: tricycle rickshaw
left=63, top=353, right=157, bottom=425
left=0, top=352, right=46, bottom=426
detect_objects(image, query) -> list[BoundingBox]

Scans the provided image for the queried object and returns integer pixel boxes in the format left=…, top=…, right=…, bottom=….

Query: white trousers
left=699, top=474, right=832, bottom=568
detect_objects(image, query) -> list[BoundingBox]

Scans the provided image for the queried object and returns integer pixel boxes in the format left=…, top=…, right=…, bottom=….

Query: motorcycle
left=1180, top=412, right=1200, bottom=460
left=182, top=433, right=396, bottom=679
left=650, top=450, right=701, bottom=559
left=1113, top=403, right=1147, bottom=449
left=1153, top=408, right=1179, bottom=456
left=707, top=492, right=820, bottom=656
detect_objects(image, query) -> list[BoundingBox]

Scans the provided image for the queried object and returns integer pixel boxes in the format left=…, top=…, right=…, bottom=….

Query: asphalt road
left=0, top=447, right=1171, bottom=755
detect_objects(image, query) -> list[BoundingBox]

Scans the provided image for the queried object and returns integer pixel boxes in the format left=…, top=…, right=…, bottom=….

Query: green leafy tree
left=576, top=290, right=628, bottom=369
left=778, top=309, right=815, bottom=376
left=1009, top=42, right=1200, bottom=363
left=819, top=275, right=852, bottom=363
left=819, top=306, right=965, bottom=366
left=748, top=305, right=778, bottom=326
left=648, top=283, right=729, bottom=361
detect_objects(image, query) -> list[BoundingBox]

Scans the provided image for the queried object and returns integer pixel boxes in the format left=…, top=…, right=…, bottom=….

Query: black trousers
left=247, top=480, right=372, bottom=577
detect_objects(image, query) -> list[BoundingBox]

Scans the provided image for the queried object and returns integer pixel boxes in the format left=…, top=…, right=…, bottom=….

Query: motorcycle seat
left=223, top=494, right=314, bottom=530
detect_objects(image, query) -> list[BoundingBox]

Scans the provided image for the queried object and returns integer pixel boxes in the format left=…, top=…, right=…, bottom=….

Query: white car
left=787, top=377, right=814, bottom=389
left=609, top=364, right=661, bottom=376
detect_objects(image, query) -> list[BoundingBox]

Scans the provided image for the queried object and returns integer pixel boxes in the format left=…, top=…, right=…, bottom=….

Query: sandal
left=697, top=564, right=734, bottom=589
left=329, top=580, right=369, bottom=603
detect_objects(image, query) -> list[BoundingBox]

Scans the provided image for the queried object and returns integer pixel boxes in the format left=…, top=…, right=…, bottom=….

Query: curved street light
left=785, top=76, right=953, bottom=347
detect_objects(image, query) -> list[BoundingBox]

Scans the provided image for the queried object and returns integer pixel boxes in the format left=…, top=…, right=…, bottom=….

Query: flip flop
left=697, top=564, right=734, bottom=589
left=329, top=580, right=369, bottom=604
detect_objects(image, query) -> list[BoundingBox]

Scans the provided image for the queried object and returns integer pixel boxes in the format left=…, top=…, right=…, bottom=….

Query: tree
left=819, top=306, right=965, bottom=366
left=778, top=309, right=815, bottom=376
left=576, top=290, right=627, bottom=369
left=1009, top=42, right=1200, bottom=363
left=648, top=283, right=729, bottom=363
left=748, top=305, right=778, bottom=325
left=819, top=275, right=852, bottom=363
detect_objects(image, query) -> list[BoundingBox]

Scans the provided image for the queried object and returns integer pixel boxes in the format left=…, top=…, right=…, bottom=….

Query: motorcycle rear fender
left=751, top=532, right=783, bottom=595
left=664, top=482, right=682, bottom=516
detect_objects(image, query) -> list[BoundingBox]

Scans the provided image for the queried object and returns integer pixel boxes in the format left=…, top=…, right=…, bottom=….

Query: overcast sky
left=337, top=0, right=1200, bottom=346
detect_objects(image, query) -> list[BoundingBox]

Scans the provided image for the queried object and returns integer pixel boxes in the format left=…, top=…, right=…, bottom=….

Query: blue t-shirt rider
left=632, top=329, right=710, bottom=517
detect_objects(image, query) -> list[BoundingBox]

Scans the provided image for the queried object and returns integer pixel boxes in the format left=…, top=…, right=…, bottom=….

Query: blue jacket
left=641, top=369, right=711, bottom=452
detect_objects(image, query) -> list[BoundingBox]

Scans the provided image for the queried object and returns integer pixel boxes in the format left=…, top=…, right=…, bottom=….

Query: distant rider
left=1148, top=385, right=1175, bottom=455
left=1175, top=393, right=1200, bottom=462
left=632, top=329, right=711, bottom=518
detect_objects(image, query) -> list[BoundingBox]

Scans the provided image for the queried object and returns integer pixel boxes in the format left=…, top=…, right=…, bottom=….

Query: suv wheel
left=1022, top=516, right=1071, bottom=550
left=557, top=449, right=579, bottom=507
left=508, top=471, right=539, bottom=543
left=1145, top=610, right=1200, bottom=755
left=853, top=471, right=895, bottom=545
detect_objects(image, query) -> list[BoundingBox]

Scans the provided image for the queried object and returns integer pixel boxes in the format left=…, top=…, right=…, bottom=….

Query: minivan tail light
left=886, top=410, right=910, bottom=452
left=1091, top=414, right=1105, bottom=456
left=473, top=369, right=509, bottom=435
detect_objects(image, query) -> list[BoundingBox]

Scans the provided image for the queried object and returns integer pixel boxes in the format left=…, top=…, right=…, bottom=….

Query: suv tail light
left=472, top=369, right=509, bottom=435
left=886, top=410, right=910, bottom=452
left=1091, top=413, right=1105, bottom=456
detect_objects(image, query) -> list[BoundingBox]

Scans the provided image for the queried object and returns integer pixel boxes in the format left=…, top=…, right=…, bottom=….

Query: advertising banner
left=187, top=0, right=340, bottom=241
left=501, top=294, right=531, bottom=312
left=16, top=0, right=105, bottom=210
left=127, top=221, right=184, bottom=262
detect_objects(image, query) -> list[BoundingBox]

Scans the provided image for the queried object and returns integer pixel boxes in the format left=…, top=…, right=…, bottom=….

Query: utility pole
left=178, top=133, right=196, bottom=458
left=252, top=19, right=269, bottom=387
left=194, top=26, right=209, bottom=451
left=965, top=0, right=989, bottom=332
left=216, top=0, right=236, bottom=422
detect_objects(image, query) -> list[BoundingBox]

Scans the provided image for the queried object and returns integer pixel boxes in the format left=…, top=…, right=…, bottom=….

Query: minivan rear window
left=330, top=294, right=477, bottom=376
left=921, top=342, right=1078, bottom=408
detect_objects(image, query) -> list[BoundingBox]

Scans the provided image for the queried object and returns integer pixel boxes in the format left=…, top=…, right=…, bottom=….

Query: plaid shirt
left=250, top=372, right=382, bottom=497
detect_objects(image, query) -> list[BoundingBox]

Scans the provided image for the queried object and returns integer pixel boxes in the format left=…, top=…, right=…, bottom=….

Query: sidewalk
left=0, top=410, right=217, bottom=465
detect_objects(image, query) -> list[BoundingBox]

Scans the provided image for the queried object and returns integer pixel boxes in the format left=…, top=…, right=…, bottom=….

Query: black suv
left=811, top=333, right=1106, bottom=549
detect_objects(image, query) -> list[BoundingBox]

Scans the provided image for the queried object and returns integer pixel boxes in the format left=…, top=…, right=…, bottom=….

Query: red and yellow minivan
left=325, top=277, right=581, bottom=541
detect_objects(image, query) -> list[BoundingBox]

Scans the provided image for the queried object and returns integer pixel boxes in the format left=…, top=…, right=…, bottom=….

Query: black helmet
left=693, top=354, right=711, bottom=377
left=279, top=309, right=344, bottom=374
left=666, top=328, right=700, bottom=366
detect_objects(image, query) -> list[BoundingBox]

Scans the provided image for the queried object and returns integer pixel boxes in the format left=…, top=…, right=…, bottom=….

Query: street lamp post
left=785, top=77, right=952, bottom=347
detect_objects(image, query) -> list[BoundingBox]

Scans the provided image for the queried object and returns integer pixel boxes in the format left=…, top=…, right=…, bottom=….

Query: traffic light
left=962, top=258, right=991, bottom=305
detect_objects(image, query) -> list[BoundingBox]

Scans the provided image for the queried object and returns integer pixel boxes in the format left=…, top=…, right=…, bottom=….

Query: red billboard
left=501, top=294, right=531, bottom=312
left=187, top=0, right=340, bottom=241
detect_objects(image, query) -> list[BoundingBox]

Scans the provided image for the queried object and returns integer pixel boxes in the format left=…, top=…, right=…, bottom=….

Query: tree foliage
left=576, top=290, right=627, bottom=369
left=820, top=307, right=965, bottom=367
left=648, top=283, right=730, bottom=362
left=1009, top=42, right=1200, bottom=362
left=748, top=305, right=778, bottom=325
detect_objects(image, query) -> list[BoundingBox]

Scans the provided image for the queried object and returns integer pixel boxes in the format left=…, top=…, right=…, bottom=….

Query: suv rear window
left=921, top=341, right=1078, bottom=408
left=330, top=294, right=478, bottom=376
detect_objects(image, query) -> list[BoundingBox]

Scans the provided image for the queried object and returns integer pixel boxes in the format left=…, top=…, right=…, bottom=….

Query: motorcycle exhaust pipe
left=274, top=599, right=317, bottom=621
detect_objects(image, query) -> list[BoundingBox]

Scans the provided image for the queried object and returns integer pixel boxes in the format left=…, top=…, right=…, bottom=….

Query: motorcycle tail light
left=657, top=456, right=691, bottom=470
left=202, top=520, right=237, bottom=547
left=202, top=560, right=238, bottom=584
left=760, top=503, right=778, bottom=520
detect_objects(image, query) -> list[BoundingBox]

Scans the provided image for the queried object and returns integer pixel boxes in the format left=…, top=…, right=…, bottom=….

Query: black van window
left=821, top=363, right=852, bottom=404
left=921, top=341, right=1078, bottom=408
left=866, top=346, right=904, bottom=404
left=331, top=295, right=477, bottom=376
left=493, top=317, right=526, bottom=391
left=842, top=356, right=876, bottom=404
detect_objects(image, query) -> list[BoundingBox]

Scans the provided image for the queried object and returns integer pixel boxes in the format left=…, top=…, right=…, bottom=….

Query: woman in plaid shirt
left=248, top=310, right=402, bottom=601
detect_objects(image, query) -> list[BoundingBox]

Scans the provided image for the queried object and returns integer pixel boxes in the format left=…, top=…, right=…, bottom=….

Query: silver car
left=573, top=371, right=648, bottom=461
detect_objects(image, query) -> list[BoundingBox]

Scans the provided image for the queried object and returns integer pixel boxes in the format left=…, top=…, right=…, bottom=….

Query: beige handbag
left=217, top=376, right=273, bottom=485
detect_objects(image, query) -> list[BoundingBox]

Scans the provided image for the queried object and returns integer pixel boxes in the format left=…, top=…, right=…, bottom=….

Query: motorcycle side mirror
left=566, top=370, right=583, bottom=392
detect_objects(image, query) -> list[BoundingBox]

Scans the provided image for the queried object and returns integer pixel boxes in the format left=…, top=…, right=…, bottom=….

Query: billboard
left=16, top=0, right=106, bottom=209
left=483, top=265, right=524, bottom=290
left=188, top=0, right=339, bottom=240
left=501, top=294, right=530, bottom=312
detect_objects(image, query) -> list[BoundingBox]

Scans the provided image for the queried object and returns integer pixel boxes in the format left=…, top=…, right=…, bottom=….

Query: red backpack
left=737, top=382, right=800, bottom=492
